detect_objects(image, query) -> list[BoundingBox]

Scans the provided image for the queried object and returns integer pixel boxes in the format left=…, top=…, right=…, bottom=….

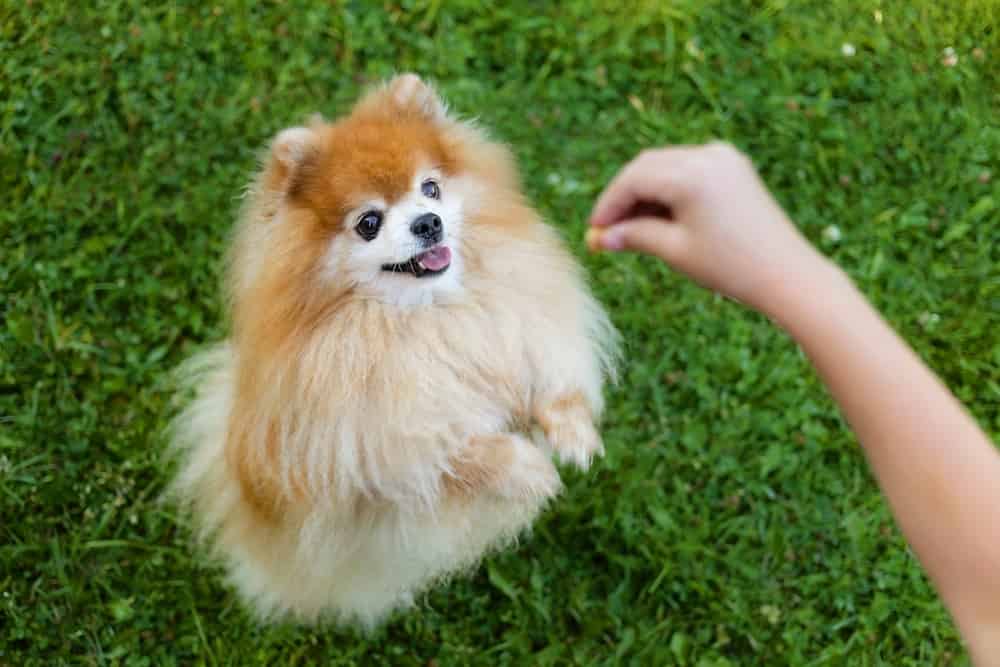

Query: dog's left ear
left=265, top=116, right=323, bottom=194
left=356, top=73, right=449, bottom=123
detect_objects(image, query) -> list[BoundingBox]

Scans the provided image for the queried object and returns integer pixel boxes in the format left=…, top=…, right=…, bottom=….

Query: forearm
left=765, top=262, right=1000, bottom=658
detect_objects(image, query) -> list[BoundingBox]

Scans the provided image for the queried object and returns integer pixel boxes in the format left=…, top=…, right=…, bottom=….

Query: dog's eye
left=420, top=179, right=440, bottom=200
left=355, top=211, right=382, bottom=241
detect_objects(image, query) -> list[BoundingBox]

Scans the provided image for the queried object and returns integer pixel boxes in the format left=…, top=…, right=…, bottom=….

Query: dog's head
left=251, top=74, right=520, bottom=309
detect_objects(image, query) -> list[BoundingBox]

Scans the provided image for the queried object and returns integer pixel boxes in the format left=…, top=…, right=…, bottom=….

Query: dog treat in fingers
left=585, top=226, right=605, bottom=253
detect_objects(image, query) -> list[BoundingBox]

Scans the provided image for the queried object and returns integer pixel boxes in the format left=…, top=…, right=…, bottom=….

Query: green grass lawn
left=2, top=1, right=999, bottom=664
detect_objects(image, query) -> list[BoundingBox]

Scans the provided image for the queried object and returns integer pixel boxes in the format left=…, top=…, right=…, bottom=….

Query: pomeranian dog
left=168, top=74, right=618, bottom=627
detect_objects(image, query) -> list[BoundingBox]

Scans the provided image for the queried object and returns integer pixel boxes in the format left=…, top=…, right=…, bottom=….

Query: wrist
left=758, top=254, right=855, bottom=333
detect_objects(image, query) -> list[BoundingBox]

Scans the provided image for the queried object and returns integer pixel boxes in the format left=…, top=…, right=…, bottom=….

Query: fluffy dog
left=168, top=74, right=618, bottom=627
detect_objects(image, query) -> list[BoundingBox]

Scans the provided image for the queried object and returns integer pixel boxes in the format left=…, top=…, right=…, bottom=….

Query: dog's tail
left=162, top=343, right=237, bottom=543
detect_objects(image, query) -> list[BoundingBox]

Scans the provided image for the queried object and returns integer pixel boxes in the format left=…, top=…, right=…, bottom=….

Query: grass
left=2, top=0, right=998, bottom=664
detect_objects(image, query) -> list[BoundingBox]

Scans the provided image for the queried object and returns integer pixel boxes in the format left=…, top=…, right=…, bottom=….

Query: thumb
left=594, top=218, right=686, bottom=262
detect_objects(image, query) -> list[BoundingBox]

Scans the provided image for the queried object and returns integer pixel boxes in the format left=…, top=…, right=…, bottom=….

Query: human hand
left=587, top=142, right=834, bottom=316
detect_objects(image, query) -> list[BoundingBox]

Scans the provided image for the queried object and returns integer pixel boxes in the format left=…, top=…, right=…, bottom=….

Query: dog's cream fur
left=167, top=74, right=618, bottom=627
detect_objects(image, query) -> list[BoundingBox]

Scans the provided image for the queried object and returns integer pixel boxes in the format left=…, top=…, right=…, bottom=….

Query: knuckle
left=634, top=148, right=659, bottom=169
left=708, top=140, right=748, bottom=164
left=707, top=140, right=735, bottom=155
left=622, top=154, right=651, bottom=181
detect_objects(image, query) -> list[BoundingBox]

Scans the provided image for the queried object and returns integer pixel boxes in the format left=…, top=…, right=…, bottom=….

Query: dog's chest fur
left=324, top=289, right=538, bottom=445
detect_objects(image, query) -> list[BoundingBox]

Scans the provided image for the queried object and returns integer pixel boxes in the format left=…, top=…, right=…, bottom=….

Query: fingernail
left=602, top=227, right=625, bottom=251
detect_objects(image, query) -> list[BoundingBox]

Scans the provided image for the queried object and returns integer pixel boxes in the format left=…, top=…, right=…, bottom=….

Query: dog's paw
left=499, top=436, right=562, bottom=502
left=535, top=394, right=605, bottom=471
left=548, top=417, right=605, bottom=471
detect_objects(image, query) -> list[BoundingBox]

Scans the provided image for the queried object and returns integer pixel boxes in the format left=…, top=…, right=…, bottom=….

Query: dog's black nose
left=410, top=213, right=443, bottom=243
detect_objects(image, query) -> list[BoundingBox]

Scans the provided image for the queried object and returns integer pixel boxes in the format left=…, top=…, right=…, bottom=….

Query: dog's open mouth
left=381, top=245, right=452, bottom=278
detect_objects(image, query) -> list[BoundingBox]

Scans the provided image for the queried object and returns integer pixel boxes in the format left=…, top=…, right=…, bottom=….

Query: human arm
left=587, top=143, right=1000, bottom=663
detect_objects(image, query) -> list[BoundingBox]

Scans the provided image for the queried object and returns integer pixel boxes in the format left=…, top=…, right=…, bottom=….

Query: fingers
left=588, top=146, right=698, bottom=227
left=588, top=218, right=687, bottom=262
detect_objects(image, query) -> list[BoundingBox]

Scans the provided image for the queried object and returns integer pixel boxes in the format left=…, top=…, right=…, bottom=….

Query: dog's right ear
left=352, top=73, right=449, bottom=124
left=266, top=119, right=321, bottom=194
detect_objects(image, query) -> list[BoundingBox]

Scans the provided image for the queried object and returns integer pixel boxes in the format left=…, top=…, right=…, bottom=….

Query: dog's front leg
left=533, top=391, right=604, bottom=471
left=444, top=433, right=561, bottom=501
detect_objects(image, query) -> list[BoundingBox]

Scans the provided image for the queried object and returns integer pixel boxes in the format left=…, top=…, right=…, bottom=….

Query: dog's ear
left=388, top=73, right=448, bottom=121
left=266, top=117, right=323, bottom=194
left=355, top=73, right=449, bottom=123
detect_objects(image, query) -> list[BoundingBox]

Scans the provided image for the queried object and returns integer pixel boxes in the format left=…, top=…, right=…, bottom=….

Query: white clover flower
left=919, top=312, right=941, bottom=329
left=823, top=225, right=843, bottom=243
left=942, top=47, right=958, bottom=67
left=547, top=172, right=583, bottom=194
left=563, top=178, right=583, bottom=193
left=841, top=43, right=856, bottom=57
left=760, top=605, right=781, bottom=625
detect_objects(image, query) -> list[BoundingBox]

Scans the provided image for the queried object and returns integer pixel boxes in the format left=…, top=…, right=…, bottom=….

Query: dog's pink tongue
left=417, top=246, right=451, bottom=271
